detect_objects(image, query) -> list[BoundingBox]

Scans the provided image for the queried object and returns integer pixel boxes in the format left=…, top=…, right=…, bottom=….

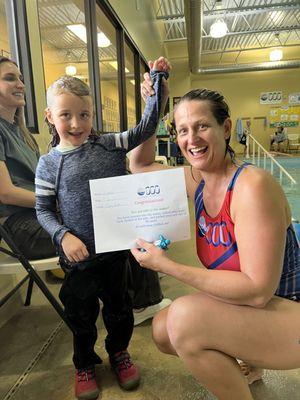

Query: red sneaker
left=110, top=350, right=140, bottom=390
left=75, top=366, right=99, bottom=399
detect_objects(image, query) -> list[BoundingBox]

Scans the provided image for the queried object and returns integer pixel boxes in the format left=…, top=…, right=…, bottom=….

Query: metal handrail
left=246, top=134, right=297, bottom=186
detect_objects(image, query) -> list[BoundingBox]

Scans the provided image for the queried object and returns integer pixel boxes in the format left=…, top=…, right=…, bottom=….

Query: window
left=37, top=0, right=89, bottom=88
left=96, top=6, right=120, bottom=132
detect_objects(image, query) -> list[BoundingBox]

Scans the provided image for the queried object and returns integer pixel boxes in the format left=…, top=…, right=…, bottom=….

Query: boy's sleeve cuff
left=150, top=70, right=169, bottom=80
left=53, top=227, right=70, bottom=246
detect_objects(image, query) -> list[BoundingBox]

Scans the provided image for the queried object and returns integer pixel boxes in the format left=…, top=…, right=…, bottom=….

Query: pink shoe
left=75, top=366, right=100, bottom=399
left=110, top=350, right=140, bottom=390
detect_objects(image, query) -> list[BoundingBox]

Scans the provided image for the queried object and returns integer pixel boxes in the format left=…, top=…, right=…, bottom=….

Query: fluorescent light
left=269, top=48, right=283, bottom=61
left=67, top=24, right=111, bottom=48
left=210, top=20, right=228, bottom=38
left=67, top=24, right=87, bottom=43
left=65, top=65, right=77, bottom=76
left=97, top=32, right=110, bottom=47
left=109, top=61, right=129, bottom=73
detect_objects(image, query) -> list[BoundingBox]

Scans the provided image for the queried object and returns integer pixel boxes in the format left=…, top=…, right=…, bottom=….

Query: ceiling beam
left=156, top=3, right=300, bottom=21
left=203, top=25, right=300, bottom=38
left=157, top=14, right=184, bottom=20
left=201, top=43, right=300, bottom=55
left=164, top=24, right=300, bottom=42
left=203, top=3, right=300, bottom=18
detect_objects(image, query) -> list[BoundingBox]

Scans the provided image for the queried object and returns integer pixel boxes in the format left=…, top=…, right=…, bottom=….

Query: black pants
left=59, top=252, right=133, bottom=369
left=127, top=253, right=163, bottom=309
left=3, top=209, right=56, bottom=259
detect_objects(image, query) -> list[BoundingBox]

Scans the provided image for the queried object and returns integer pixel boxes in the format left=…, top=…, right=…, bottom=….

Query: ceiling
left=156, top=0, right=300, bottom=73
left=3, top=0, right=299, bottom=76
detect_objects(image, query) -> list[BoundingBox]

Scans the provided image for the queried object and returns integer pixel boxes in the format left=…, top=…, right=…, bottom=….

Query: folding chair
left=0, top=225, right=76, bottom=334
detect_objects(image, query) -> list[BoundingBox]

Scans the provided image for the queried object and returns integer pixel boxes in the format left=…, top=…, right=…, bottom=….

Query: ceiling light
left=67, top=24, right=110, bottom=48
left=210, top=19, right=228, bottom=38
left=97, top=32, right=110, bottom=47
left=269, top=48, right=283, bottom=62
left=130, top=80, right=135, bottom=85
left=68, top=24, right=87, bottom=42
left=109, top=61, right=129, bottom=73
left=65, top=65, right=77, bottom=76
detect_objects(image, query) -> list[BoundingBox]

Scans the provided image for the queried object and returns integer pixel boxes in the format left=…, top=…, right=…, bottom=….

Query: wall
left=108, top=0, right=166, bottom=61
left=170, top=67, right=300, bottom=153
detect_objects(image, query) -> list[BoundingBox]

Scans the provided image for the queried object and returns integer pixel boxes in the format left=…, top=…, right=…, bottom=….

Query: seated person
left=270, top=126, right=288, bottom=152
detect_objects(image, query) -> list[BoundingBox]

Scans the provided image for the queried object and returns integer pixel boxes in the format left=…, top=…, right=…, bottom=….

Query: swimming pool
left=252, top=156, right=300, bottom=221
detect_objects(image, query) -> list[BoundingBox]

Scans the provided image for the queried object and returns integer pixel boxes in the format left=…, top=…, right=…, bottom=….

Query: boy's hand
left=151, top=56, right=171, bottom=73
left=61, top=232, right=89, bottom=263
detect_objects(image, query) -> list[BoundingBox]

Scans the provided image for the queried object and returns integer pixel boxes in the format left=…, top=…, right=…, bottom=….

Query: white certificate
left=89, top=168, right=190, bottom=253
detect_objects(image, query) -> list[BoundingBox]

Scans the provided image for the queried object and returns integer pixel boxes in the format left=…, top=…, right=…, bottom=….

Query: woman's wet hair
left=46, top=75, right=96, bottom=147
left=174, top=88, right=235, bottom=160
left=0, top=56, right=39, bottom=153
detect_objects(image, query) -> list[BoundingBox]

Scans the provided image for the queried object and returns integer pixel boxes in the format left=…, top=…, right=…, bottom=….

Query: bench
left=287, top=134, right=300, bottom=153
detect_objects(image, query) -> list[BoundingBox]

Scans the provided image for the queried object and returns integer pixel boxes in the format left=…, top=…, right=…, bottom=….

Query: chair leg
left=24, top=277, right=34, bottom=306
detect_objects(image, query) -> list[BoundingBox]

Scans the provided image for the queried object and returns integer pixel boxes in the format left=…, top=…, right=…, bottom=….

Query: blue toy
left=139, top=234, right=171, bottom=252
left=154, top=234, right=171, bottom=250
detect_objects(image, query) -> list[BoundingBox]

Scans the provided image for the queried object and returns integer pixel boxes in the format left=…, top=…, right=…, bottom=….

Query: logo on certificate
left=137, top=185, right=160, bottom=196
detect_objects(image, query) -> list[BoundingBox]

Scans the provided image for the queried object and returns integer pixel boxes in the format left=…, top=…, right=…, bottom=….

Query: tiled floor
left=1, top=202, right=300, bottom=400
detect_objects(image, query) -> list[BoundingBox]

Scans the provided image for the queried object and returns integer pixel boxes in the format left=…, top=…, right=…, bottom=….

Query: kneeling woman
left=130, top=88, right=300, bottom=400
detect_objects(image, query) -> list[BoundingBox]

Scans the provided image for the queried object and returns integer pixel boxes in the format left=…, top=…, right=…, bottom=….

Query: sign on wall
left=269, top=105, right=300, bottom=127
left=260, top=91, right=282, bottom=104
left=289, top=92, right=300, bottom=105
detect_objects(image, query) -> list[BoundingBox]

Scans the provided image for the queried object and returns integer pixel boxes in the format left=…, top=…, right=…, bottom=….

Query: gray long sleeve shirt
left=35, top=69, right=167, bottom=256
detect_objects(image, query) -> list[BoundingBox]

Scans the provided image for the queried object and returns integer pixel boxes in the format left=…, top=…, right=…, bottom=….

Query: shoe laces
left=112, top=351, right=133, bottom=371
left=77, top=366, right=96, bottom=382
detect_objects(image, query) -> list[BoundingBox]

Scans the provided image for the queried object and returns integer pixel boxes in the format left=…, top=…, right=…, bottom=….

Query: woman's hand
left=61, top=232, right=89, bottom=263
left=140, top=57, right=171, bottom=103
left=130, top=238, right=170, bottom=272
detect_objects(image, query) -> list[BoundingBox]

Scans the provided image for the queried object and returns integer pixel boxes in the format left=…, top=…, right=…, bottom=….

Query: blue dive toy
left=154, top=234, right=171, bottom=250
left=139, top=234, right=171, bottom=252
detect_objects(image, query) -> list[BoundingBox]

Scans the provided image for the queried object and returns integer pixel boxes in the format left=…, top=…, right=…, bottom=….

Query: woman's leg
left=3, top=209, right=56, bottom=259
left=152, top=306, right=177, bottom=355
left=153, top=292, right=300, bottom=400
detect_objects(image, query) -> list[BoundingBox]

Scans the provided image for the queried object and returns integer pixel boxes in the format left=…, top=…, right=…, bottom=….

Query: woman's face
left=0, top=62, right=25, bottom=111
left=174, top=100, right=231, bottom=171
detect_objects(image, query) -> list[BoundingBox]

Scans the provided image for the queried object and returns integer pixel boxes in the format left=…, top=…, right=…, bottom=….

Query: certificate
left=89, top=168, right=190, bottom=253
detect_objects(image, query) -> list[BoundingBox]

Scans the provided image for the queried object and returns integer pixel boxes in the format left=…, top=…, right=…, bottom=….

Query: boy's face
left=46, top=93, right=93, bottom=147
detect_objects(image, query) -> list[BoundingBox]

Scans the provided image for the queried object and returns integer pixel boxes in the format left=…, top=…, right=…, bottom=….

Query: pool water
left=251, top=156, right=300, bottom=221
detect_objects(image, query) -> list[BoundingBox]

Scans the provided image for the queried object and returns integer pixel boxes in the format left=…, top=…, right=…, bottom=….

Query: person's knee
left=166, top=295, right=215, bottom=355
left=152, top=308, right=171, bottom=353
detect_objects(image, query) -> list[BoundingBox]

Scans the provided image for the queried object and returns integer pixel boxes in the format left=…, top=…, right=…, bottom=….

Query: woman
left=0, top=56, right=56, bottom=259
left=130, top=87, right=300, bottom=400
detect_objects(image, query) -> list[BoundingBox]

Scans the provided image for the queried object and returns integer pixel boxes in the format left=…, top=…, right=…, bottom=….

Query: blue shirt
left=35, top=69, right=167, bottom=256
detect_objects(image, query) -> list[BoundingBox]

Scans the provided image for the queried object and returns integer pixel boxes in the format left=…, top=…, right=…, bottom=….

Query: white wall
left=108, top=0, right=166, bottom=61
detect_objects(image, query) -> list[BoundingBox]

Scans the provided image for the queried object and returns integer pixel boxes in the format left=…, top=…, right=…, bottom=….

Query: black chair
left=0, top=224, right=76, bottom=333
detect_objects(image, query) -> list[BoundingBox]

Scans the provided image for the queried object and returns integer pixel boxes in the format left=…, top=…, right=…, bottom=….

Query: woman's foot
left=238, top=361, right=264, bottom=385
